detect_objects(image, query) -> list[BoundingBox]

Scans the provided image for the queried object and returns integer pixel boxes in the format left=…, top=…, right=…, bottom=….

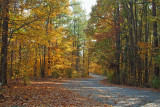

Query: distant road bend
left=63, top=73, right=160, bottom=107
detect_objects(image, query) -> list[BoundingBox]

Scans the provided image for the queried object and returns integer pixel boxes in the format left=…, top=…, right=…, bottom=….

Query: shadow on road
left=64, top=73, right=160, bottom=106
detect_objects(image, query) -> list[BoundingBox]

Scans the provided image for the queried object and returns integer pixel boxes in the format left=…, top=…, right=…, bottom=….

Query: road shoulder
left=100, top=79, right=160, bottom=92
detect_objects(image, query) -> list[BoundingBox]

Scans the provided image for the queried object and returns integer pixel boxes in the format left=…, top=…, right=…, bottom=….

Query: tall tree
left=0, top=0, right=9, bottom=85
left=67, top=0, right=87, bottom=75
left=87, top=0, right=159, bottom=88
left=115, top=2, right=121, bottom=84
left=0, top=0, right=2, bottom=37
left=152, top=0, right=159, bottom=77
left=144, top=0, right=149, bottom=84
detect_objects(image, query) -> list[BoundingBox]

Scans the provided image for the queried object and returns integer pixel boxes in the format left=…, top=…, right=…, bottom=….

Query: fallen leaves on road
left=0, top=78, right=108, bottom=106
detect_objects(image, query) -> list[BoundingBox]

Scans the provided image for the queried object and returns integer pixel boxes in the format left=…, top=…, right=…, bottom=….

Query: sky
left=77, top=0, right=97, bottom=15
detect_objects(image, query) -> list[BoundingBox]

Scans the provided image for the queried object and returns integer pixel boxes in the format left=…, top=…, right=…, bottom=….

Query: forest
left=0, top=0, right=159, bottom=90
left=87, top=0, right=160, bottom=88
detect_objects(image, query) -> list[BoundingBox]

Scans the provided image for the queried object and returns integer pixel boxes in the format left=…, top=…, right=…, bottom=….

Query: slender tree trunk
left=34, top=48, right=37, bottom=77
left=83, top=41, right=85, bottom=68
left=87, top=39, right=91, bottom=76
left=0, top=0, right=9, bottom=85
left=122, top=3, right=129, bottom=85
left=115, top=3, right=121, bottom=84
left=88, top=48, right=90, bottom=76
left=137, top=8, right=144, bottom=86
left=48, top=46, right=51, bottom=70
left=144, top=0, right=149, bottom=84
left=19, top=43, right=22, bottom=61
left=41, top=47, right=44, bottom=77
left=76, top=41, right=79, bottom=71
left=0, top=0, right=2, bottom=37
left=18, top=43, right=22, bottom=73
left=129, top=1, right=136, bottom=79
left=82, top=40, right=85, bottom=77
left=134, top=0, right=138, bottom=85
left=73, top=19, right=76, bottom=71
left=47, top=20, right=52, bottom=71
left=10, top=50, right=14, bottom=77
left=41, top=45, right=46, bottom=77
left=76, top=25, right=80, bottom=72
left=124, top=23, right=129, bottom=84
left=41, top=14, right=50, bottom=78
left=38, top=44, right=42, bottom=77
left=152, top=0, right=159, bottom=77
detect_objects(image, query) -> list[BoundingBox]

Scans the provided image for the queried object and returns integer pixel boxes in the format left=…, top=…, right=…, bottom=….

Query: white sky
left=77, top=0, right=97, bottom=15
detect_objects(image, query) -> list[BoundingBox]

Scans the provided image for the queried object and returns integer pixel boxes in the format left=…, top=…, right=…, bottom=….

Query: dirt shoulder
left=100, top=79, right=160, bottom=92
left=0, top=78, right=107, bottom=106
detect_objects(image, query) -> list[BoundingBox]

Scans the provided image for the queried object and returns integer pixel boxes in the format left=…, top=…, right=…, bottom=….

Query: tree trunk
left=10, top=50, right=14, bottom=77
left=38, top=44, right=42, bottom=77
left=41, top=14, right=50, bottom=78
left=0, top=0, right=9, bottom=85
left=88, top=48, right=90, bottom=76
left=34, top=48, right=37, bottom=77
left=137, top=8, right=144, bottom=86
left=134, top=0, right=138, bottom=85
left=41, top=45, right=46, bottom=78
left=115, top=3, right=121, bottom=84
left=19, top=43, right=22, bottom=61
left=144, top=0, right=149, bottom=84
left=0, top=0, right=2, bottom=37
left=129, top=1, right=136, bottom=78
left=76, top=40, right=79, bottom=72
left=152, top=0, right=159, bottom=77
left=83, top=41, right=85, bottom=68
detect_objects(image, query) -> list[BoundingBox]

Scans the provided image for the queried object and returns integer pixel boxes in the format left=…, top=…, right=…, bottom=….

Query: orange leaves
left=1, top=79, right=106, bottom=106
left=94, top=32, right=115, bottom=41
left=137, top=41, right=153, bottom=59
left=89, top=62, right=103, bottom=74
left=94, top=33, right=107, bottom=40
left=137, top=41, right=152, bottom=49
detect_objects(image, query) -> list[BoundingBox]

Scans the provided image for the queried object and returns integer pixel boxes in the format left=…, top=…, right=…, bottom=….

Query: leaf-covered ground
left=0, top=78, right=107, bottom=106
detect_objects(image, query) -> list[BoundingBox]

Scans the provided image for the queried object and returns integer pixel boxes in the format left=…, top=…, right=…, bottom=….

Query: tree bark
left=76, top=41, right=79, bottom=72
left=0, top=0, right=2, bottom=37
left=0, top=0, right=9, bottom=85
left=83, top=41, right=85, bottom=68
left=144, top=0, right=149, bottom=84
left=41, top=45, right=46, bottom=78
left=34, top=48, right=37, bottom=77
left=129, top=0, right=136, bottom=79
left=137, top=7, right=144, bottom=86
left=134, top=0, right=138, bottom=84
left=10, top=50, right=14, bottom=77
left=115, top=3, right=121, bottom=84
left=152, top=0, right=159, bottom=77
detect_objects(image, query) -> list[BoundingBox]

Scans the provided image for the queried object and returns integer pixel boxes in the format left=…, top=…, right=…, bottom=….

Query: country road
left=63, top=73, right=160, bottom=107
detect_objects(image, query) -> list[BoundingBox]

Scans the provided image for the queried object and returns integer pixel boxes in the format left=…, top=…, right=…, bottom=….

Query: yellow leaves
left=66, top=47, right=72, bottom=52
left=137, top=41, right=152, bottom=49
left=137, top=41, right=153, bottom=59
left=89, top=63, right=103, bottom=74
left=7, top=0, right=73, bottom=78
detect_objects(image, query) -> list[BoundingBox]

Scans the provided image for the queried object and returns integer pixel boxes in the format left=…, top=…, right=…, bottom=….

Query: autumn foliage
left=0, top=0, right=89, bottom=87
left=87, top=0, right=160, bottom=88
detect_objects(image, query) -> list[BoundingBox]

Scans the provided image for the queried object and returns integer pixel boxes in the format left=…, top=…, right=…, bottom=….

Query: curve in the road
left=63, top=73, right=160, bottom=107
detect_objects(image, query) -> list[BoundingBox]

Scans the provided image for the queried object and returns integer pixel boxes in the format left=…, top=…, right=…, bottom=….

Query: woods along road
left=63, top=73, right=160, bottom=107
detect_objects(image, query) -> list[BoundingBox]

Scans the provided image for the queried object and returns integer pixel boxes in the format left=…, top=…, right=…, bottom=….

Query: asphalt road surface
left=63, top=73, right=160, bottom=107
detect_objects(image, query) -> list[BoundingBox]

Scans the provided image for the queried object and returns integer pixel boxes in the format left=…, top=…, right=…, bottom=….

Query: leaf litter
left=0, top=78, right=108, bottom=106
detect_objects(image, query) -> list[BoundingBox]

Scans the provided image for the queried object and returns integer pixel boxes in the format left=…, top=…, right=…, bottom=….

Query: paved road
left=63, top=73, right=160, bottom=107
